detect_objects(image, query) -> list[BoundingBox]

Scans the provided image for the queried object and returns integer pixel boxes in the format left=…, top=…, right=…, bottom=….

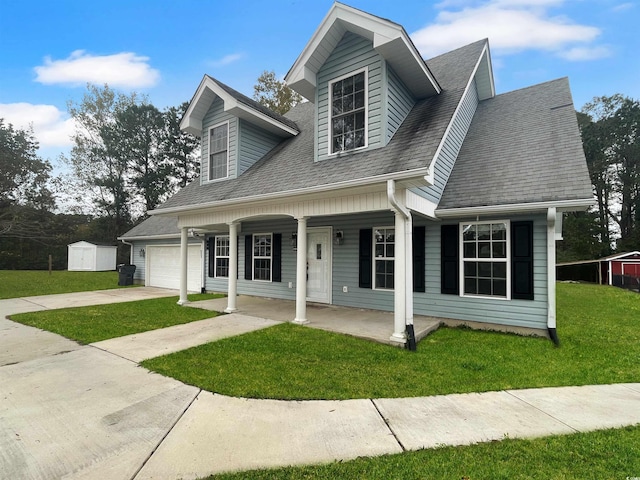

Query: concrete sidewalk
left=1, top=288, right=640, bottom=479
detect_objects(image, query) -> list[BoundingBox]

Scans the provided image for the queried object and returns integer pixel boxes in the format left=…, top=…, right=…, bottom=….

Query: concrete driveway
left=2, top=288, right=640, bottom=479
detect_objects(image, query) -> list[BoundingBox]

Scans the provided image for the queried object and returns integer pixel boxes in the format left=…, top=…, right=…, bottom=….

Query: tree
left=253, top=70, right=303, bottom=115
left=580, top=95, right=640, bottom=252
left=66, top=84, right=136, bottom=237
left=162, top=102, right=199, bottom=189
left=0, top=119, right=54, bottom=239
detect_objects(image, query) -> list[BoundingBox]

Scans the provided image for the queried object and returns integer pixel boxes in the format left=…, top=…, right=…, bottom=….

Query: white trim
left=206, top=120, right=230, bottom=182
left=436, top=198, right=595, bottom=218
left=213, top=234, right=230, bottom=278
left=306, top=226, right=333, bottom=304
left=372, top=226, right=395, bottom=291
left=251, top=232, right=273, bottom=282
left=459, top=220, right=511, bottom=300
left=150, top=167, right=431, bottom=216
left=327, top=67, right=368, bottom=156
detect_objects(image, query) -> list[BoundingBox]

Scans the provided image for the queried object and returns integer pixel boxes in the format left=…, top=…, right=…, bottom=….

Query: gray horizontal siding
left=416, top=214, right=548, bottom=330
left=316, top=31, right=384, bottom=162
left=201, top=97, right=238, bottom=182
left=202, top=211, right=549, bottom=330
left=413, top=78, right=479, bottom=204
left=386, top=65, right=415, bottom=143
left=238, top=119, right=281, bottom=175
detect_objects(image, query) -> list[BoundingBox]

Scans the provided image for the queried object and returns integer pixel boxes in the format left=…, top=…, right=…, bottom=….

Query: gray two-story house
left=120, top=3, right=593, bottom=345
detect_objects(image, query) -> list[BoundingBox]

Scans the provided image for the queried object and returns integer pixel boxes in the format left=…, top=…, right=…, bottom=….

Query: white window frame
left=252, top=233, right=272, bottom=282
left=328, top=67, right=368, bottom=156
left=372, top=226, right=394, bottom=291
left=459, top=220, right=511, bottom=300
left=214, top=235, right=230, bottom=278
left=207, top=120, right=229, bottom=182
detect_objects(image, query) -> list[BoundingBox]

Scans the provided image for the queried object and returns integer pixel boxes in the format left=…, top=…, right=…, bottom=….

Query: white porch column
left=293, top=216, right=309, bottom=324
left=405, top=213, right=414, bottom=327
left=177, top=226, right=189, bottom=305
left=391, top=210, right=407, bottom=343
left=225, top=222, right=239, bottom=313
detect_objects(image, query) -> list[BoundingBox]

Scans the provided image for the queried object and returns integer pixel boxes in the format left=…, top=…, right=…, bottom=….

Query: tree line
left=0, top=75, right=638, bottom=269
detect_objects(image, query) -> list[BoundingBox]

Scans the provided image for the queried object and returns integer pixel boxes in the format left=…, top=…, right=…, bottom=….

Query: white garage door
left=146, top=245, right=202, bottom=292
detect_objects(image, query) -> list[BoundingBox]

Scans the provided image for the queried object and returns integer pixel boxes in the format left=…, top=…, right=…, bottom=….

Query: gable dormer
left=180, top=75, right=299, bottom=184
left=285, top=3, right=441, bottom=162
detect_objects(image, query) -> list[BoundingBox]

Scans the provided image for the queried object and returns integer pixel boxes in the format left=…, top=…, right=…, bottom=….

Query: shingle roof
left=155, top=39, right=487, bottom=212
left=208, top=75, right=300, bottom=132
left=437, top=77, right=593, bottom=210
left=118, top=215, right=180, bottom=239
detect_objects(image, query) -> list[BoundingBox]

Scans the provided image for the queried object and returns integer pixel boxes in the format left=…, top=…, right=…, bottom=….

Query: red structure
left=557, top=251, right=640, bottom=290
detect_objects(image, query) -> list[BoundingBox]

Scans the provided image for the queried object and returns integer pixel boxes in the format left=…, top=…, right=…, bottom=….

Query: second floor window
left=209, top=123, right=228, bottom=180
left=330, top=70, right=366, bottom=154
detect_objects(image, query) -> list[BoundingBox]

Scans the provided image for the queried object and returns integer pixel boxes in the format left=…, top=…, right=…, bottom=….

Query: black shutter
left=441, top=224, right=459, bottom=295
left=413, top=225, right=425, bottom=293
left=359, top=229, right=372, bottom=289
left=207, top=237, right=215, bottom=278
left=511, top=221, right=534, bottom=300
left=244, top=235, right=252, bottom=280
left=272, top=233, right=282, bottom=282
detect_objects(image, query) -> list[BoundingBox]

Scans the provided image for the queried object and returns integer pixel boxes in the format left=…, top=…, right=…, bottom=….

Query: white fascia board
left=117, top=233, right=181, bottom=241
left=435, top=198, right=595, bottom=219
left=425, top=41, right=489, bottom=184
left=406, top=190, right=437, bottom=219
left=229, top=103, right=299, bottom=137
left=149, top=167, right=431, bottom=216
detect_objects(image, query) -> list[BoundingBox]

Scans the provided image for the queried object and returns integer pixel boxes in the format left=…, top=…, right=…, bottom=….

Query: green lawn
left=10, top=294, right=222, bottom=344
left=206, top=425, right=640, bottom=480
left=143, top=283, right=640, bottom=400
left=0, top=270, right=129, bottom=299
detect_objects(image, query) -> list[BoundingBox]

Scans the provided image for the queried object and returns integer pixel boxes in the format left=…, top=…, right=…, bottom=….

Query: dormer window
left=209, top=122, right=228, bottom=181
left=330, top=68, right=367, bottom=154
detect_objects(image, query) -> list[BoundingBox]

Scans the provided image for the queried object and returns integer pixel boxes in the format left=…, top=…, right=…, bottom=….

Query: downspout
left=119, top=239, right=134, bottom=265
left=387, top=180, right=416, bottom=350
left=547, top=207, right=559, bottom=346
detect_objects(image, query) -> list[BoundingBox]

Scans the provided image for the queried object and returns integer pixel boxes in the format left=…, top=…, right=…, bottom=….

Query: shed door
left=147, top=245, right=202, bottom=292
left=70, top=247, right=95, bottom=271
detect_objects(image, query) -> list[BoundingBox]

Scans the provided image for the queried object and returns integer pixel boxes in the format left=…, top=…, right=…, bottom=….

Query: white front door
left=306, top=227, right=332, bottom=303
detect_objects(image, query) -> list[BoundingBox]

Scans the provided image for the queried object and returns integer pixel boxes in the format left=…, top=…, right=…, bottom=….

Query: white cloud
left=412, top=1, right=605, bottom=61
left=0, top=103, right=75, bottom=148
left=558, top=45, right=612, bottom=61
left=612, top=3, right=633, bottom=12
left=208, top=53, right=244, bottom=68
left=34, top=50, right=160, bottom=88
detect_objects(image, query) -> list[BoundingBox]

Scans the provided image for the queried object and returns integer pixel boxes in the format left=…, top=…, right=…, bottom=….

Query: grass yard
left=143, top=283, right=640, bottom=400
left=10, top=294, right=222, bottom=344
left=0, top=270, right=128, bottom=299
left=206, top=425, right=640, bottom=480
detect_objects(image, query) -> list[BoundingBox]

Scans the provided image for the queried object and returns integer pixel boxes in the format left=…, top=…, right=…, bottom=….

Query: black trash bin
left=117, top=264, right=137, bottom=286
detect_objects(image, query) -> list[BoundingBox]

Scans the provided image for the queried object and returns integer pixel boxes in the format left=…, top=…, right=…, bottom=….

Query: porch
left=188, top=295, right=442, bottom=347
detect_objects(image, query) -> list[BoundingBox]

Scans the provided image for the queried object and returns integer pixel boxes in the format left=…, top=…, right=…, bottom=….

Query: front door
left=307, top=227, right=332, bottom=303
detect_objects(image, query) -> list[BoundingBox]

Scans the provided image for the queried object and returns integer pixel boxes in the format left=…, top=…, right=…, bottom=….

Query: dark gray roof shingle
left=156, top=40, right=487, bottom=212
left=119, top=215, right=180, bottom=239
left=438, top=77, right=593, bottom=210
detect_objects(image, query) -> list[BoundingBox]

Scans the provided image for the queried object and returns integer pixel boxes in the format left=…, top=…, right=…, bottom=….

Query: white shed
left=68, top=241, right=118, bottom=271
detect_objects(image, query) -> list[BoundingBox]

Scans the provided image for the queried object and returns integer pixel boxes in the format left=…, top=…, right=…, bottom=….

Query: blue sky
left=0, top=0, right=637, bottom=162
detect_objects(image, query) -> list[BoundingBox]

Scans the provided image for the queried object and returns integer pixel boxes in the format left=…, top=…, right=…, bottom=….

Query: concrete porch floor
left=189, top=295, right=442, bottom=346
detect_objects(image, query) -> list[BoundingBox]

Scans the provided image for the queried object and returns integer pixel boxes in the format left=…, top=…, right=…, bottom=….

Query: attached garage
left=68, top=241, right=117, bottom=271
left=146, top=244, right=203, bottom=292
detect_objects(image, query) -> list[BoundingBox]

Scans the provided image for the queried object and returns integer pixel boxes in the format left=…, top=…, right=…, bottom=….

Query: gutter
left=436, top=198, right=594, bottom=218
left=149, top=167, right=431, bottom=216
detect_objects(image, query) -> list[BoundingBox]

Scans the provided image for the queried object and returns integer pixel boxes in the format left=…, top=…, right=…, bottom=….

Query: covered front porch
left=189, top=294, right=442, bottom=347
